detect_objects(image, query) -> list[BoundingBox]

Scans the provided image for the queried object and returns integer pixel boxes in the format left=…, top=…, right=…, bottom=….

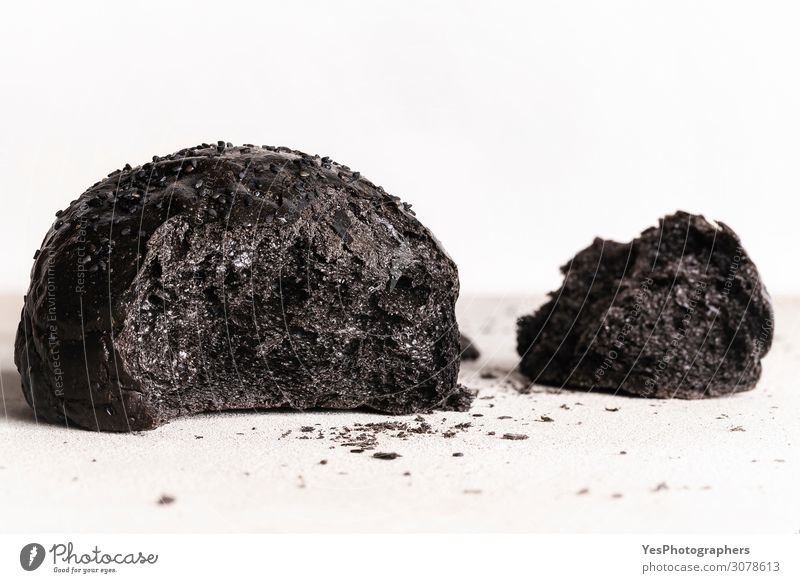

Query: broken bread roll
left=516, top=211, right=773, bottom=398
left=16, top=143, right=471, bottom=431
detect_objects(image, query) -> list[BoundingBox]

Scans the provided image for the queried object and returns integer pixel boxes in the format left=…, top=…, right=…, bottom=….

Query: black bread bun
left=16, top=143, right=471, bottom=431
left=517, top=211, right=774, bottom=398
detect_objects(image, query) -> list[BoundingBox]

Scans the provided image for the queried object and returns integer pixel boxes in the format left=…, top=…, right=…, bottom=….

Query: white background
left=2, top=0, right=799, bottom=295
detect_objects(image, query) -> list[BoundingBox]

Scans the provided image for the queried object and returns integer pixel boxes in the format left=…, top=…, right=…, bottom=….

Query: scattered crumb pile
left=283, top=415, right=477, bottom=452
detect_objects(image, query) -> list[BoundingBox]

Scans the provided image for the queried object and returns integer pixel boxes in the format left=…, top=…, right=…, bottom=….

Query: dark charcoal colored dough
left=459, top=334, right=480, bottom=360
left=516, top=211, right=774, bottom=398
left=15, top=143, right=471, bottom=431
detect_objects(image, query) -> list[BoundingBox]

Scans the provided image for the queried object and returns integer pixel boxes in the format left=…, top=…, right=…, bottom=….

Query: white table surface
left=1, top=294, right=797, bottom=533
